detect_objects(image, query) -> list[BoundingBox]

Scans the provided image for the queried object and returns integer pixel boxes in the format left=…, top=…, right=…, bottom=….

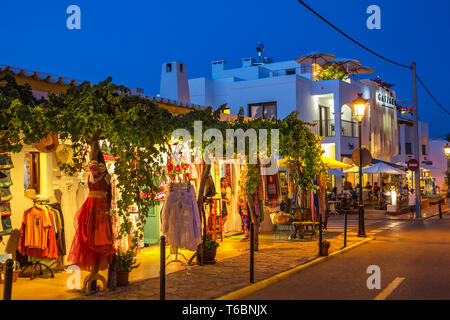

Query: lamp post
left=444, top=143, right=450, bottom=198
left=353, top=93, right=368, bottom=237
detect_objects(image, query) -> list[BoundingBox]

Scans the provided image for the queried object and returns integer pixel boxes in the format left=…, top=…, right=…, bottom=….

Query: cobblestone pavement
left=80, top=231, right=366, bottom=300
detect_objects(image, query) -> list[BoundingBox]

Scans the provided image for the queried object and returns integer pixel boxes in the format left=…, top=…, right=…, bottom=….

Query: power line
left=296, top=0, right=410, bottom=69
left=296, top=0, right=450, bottom=115
left=416, top=75, right=450, bottom=115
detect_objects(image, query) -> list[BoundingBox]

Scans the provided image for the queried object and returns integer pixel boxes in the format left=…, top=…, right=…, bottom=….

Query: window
left=422, top=144, right=427, bottom=155
left=179, top=63, right=184, bottom=73
left=286, top=68, right=296, bottom=75
left=405, top=142, right=412, bottom=155
left=248, top=102, right=277, bottom=119
left=166, top=63, right=172, bottom=73
left=24, top=152, right=40, bottom=194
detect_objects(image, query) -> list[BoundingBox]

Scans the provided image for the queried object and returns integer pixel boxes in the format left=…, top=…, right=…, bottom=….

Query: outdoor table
left=289, top=221, right=320, bottom=240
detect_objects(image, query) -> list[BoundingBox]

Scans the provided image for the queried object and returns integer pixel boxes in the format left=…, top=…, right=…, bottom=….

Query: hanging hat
left=33, top=133, right=59, bottom=153
left=55, top=144, right=74, bottom=164
left=24, top=188, right=38, bottom=200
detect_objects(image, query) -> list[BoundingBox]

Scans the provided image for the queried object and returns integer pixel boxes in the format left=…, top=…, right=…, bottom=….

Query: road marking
left=373, top=277, right=405, bottom=300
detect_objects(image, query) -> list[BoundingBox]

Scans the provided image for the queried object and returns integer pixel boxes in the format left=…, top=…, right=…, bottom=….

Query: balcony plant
left=316, top=63, right=348, bottom=81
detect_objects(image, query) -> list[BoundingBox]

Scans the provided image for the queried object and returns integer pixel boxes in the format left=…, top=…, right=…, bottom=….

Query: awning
left=327, top=168, right=348, bottom=177
left=362, top=162, right=406, bottom=175
left=278, top=156, right=351, bottom=170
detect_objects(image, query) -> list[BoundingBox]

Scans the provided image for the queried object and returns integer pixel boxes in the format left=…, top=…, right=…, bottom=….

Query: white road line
left=373, top=277, right=405, bottom=300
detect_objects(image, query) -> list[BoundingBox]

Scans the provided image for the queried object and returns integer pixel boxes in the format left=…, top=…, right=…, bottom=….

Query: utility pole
left=411, top=62, right=422, bottom=218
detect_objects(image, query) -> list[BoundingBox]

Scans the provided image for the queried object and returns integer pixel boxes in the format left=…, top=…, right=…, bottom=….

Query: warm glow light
left=391, top=189, right=397, bottom=206
left=352, top=93, right=368, bottom=122
left=444, top=143, right=450, bottom=159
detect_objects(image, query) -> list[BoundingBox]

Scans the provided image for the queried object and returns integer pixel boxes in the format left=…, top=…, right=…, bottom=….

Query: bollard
left=160, top=235, right=166, bottom=301
left=3, top=259, right=13, bottom=300
left=250, top=222, right=255, bottom=284
left=319, top=214, right=323, bottom=256
left=344, top=210, right=348, bottom=247
left=439, top=203, right=442, bottom=219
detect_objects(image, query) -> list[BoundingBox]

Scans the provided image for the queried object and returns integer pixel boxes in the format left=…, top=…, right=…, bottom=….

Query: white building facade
left=159, top=55, right=400, bottom=173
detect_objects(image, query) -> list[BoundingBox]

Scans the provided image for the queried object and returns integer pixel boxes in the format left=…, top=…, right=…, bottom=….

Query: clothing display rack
left=19, top=199, right=55, bottom=280
left=165, top=181, right=192, bottom=271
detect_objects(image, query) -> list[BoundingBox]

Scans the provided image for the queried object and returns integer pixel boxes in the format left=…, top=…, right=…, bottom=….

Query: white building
left=159, top=53, right=400, bottom=190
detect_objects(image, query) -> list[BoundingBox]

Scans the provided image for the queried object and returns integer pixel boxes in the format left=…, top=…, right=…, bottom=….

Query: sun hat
left=33, top=133, right=59, bottom=153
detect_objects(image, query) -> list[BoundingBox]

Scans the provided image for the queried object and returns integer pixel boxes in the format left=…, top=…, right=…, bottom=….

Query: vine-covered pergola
left=0, top=70, right=325, bottom=251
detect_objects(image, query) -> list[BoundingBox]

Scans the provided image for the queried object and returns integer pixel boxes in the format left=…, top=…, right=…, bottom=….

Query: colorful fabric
left=0, top=169, right=12, bottom=187
left=0, top=202, right=11, bottom=217
left=1, top=215, right=12, bottom=235
left=68, top=174, right=115, bottom=271
left=0, top=153, right=13, bottom=170
left=0, top=187, right=12, bottom=202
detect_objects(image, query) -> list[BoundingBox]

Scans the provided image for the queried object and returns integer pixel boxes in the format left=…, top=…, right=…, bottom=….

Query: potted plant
left=320, top=240, right=331, bottom=256
left=117, top=248, right=141, bottom=286
left=197, top=235, right=219, bottom=265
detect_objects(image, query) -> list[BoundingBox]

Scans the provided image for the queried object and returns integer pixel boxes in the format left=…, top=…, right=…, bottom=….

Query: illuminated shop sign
left=376, top=89, right=396, bottom=109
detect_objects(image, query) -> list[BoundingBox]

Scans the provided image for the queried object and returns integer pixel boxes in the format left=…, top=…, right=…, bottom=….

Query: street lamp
left=352, top=93, right=368, bottom=237
left=444, top=143, right=450, bottom=198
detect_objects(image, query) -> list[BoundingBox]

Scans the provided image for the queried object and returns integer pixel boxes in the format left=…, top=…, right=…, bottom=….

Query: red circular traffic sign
left=407, top=159, right=419, bottom=171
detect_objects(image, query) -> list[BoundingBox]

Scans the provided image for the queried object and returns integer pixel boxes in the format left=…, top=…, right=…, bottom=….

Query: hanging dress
left=68, top=174, right=115, bottom=271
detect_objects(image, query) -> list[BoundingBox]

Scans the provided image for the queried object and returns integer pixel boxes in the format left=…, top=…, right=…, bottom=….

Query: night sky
left=1, top=0, right=449, bottom=137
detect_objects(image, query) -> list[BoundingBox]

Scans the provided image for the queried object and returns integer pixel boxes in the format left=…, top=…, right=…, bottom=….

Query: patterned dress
left=68, top=174, right=115, bottom=271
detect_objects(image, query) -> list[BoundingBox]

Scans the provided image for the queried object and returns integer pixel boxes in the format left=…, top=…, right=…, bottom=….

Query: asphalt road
left=244, top=215, right=450, bottom=300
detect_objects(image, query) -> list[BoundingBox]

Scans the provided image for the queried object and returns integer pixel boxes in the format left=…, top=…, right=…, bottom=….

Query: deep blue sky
left=1, top=0, right=449, bottom=138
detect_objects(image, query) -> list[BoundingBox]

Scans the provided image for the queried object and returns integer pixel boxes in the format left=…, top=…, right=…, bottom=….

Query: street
left=244, top=214, right=450, bottom=300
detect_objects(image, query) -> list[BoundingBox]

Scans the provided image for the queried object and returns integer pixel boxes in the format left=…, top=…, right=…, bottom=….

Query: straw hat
left=55, top=144, right=73, bottom=164
left=24, top=188, right=38, bottom=200
left=33, top=133, right=59, bottom=153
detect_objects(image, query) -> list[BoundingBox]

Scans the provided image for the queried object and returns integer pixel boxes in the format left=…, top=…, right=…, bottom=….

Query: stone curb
left=216, top=237, right=374, bottom=300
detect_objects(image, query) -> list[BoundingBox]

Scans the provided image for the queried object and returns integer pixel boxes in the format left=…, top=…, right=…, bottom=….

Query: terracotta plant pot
left=117, top=271, right=129, bottom=286
left=320, top=246, right=329, bottom=256
left=197, top=247, right=217, bottom=265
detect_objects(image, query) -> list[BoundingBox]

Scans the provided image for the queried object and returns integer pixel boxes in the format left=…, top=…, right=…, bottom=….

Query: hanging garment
left=18, top=205, right=58, bottom=259
left=161, top=183, right=201, bottom=253
left=50, top=203, right=67, bottom=257
left=68, top=174, right=116, bottom=271
left=0, top=153, right=13, bottom=170
left=0, top=169, right=12, bottom=187
left=0, top=187, right=12, bottom=202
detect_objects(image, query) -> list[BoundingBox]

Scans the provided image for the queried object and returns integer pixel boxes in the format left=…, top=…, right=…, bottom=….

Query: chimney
left=242, top=58, right=256, bottom=67
left=159, top=62, right=190, bottom=104
left=211, top=60, right=226, bottom=78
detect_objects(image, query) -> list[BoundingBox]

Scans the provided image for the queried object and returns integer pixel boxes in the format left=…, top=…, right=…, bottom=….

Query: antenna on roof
left=256, top=42, right=265, bottom=63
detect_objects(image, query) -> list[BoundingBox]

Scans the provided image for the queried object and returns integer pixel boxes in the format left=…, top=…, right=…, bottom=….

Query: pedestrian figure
left=408, top=189, right=416, bottom=220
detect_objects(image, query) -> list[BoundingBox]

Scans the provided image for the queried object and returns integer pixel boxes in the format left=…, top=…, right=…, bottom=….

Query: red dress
left=68, top=175, right=116, bottom=271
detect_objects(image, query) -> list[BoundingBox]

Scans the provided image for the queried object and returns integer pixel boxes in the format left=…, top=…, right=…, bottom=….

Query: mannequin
left=67, top=159, right=116, bottom=294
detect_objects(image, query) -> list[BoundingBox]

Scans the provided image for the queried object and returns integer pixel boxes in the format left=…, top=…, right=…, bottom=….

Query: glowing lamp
left=444, top=143, right=450, bottom=159
left=352, top=93, right=368, bottom=122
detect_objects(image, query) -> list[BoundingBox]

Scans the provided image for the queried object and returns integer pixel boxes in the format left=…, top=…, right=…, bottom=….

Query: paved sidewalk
left=349, top=202, right=449, bottom=221
left=80, top=230, right=368, bottom=300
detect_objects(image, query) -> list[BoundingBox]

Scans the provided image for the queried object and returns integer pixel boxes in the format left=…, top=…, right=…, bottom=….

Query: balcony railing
left=312, top=119, right=358, bottom=138
left=312, top=120, right=335, bottom=137
left=341, top=120, right=358, bottom=138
